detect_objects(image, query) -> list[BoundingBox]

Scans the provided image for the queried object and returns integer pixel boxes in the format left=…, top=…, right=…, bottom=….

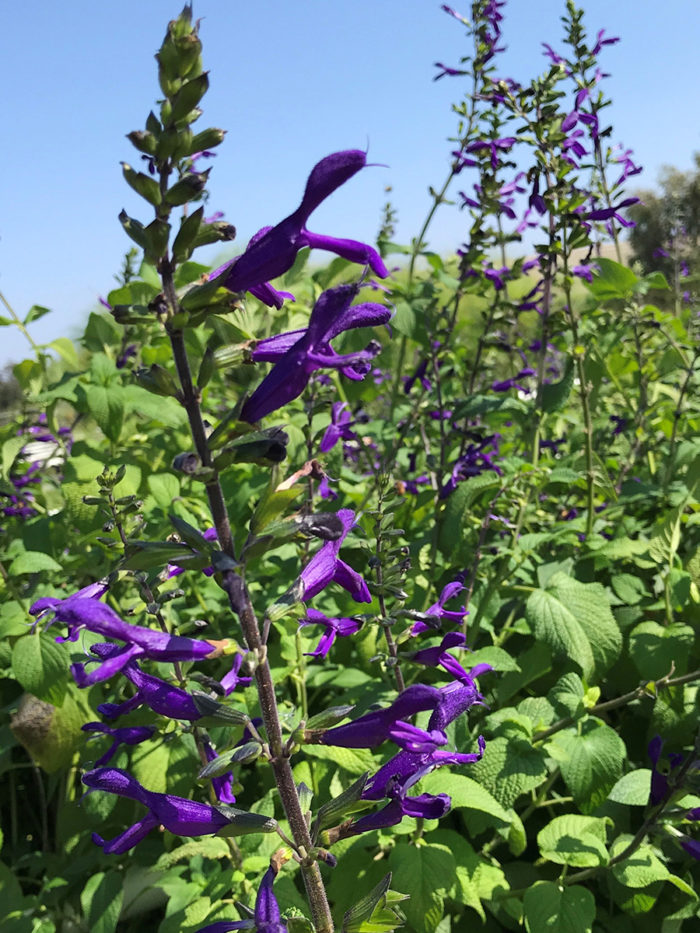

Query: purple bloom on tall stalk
left=320, top=684, right=442, bottom=749
left=319, top=402, right=357, bottom=453
left=241, top=284, right=391, bottom=423
left=210, top=150, right=388, bottom=308
left=82, top=767, right=234, bottom=854
left=299, top=508, right=371, bottom=603
left=198, top=865, right=287, bottom=932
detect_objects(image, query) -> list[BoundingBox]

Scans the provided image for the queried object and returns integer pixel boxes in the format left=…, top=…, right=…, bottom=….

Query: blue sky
left=2, top=0, right=698, bottom=366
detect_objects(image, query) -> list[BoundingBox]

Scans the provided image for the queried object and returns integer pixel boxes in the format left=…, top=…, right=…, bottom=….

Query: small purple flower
left=411, top=581, right=467, bottom=635
left=210, top=150, right=388, bottom=307
left=95, top=649, right=204, bottom=718
left=299, top=508, right=371, bottom=603
left=319, top=402, right=357, bottom=453
left=203, top=740, right=236, bottom=805
left=434, top=62, right=467, bottom=80
left=299, top=608, right=362, bottom=658
left=81, top=722, right=155, bottom=766
left=198, top=865, right=287, bottom=932
left=573, top=264, right=597, bottom=283
left=241, top=284, right=390, bottom=423
left=82, top=767, right=233, bottom=854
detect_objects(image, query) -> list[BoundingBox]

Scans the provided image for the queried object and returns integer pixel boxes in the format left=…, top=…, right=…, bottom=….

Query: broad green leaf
left=438, top=473, right=502, bottom=556
left=2, top=435, right=26, bottom=478
left=538, top=814, right=609, bottom=867
left=80, top=871, right=124, bottom=933
left=389, top=843, right=456, bottom=933
left=430, top=829, right=508, bottom=920
left=628, top=622, right=695, bottom=679
left=8, top=550, right=62, bottom=575
left=541, top=356, right=574, bottom=413
left=11, top=634, right=70, bottom=706
left=420, top=772, right=511, bottom=822
left=610, top=838, right=669, bottom=888
left=526, top=572, right=621, bottom=680
left=523, top=882, right=595, bottom=933
left=550, top=720, right=625, bottom=814
left=470, top=734, right=548, bottom=808
left=586, top=258, right=638, bottom=299
left=607, top=769, right=652, bottom=805
left=305, top=744, right=377, bottom=776
left=148, top=473, right=181, bottom=510
left=466, top=646, right=520, bottom=672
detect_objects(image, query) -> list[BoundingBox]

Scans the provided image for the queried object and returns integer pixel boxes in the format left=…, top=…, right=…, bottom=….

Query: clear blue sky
left=2, top=0, right=698, bottom=365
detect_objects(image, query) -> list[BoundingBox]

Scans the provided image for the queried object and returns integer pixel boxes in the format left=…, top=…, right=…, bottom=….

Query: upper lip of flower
left=209, top=150, right=388, bottom=306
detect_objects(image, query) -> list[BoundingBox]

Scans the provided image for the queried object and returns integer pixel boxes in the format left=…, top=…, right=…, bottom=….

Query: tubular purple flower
left=83, top=767, right=233, bottom=854
left=198, top=865, right=287, bottom=932
left=203, top=740, right=236, bottom=804
left=299, top=608, right=362, bottom=658
left=209, top=150, right=388, bottom=306
left=299, top=508, right=371, bottom=603
left=411, top=582, right=467, bottom=635
left=81, top=722, right=155, bottom=766
left=93, top=649, right=204, bottom=718
left=241, top=284, right=391, bottom=423
left=320, top=683, right=442, bottom=749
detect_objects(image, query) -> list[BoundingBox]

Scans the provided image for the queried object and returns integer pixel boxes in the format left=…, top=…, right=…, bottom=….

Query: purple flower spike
left=81, top=722, right=155, bottom=766
left=299, top=508, right=371, bottom=604
left=299, top=608, right=362, bottom=659
left=198, top=865, right=287, bottom=932
left=241, top=284, right=391, bottom=423
left=320, top=683, right=441, bottom=749
left=83, top=767, right=232, bottom=854
left=210, top=150, right=388, bottom=306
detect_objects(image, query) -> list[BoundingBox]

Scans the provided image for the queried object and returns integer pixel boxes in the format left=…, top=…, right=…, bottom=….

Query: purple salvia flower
left=591, top=29, right=620, bottom=55
left=30, top=596, right=228, bottom=684
left=411, top=582, right=467, bottom=635
left=93, top=649, right=204, bottom=718
left=299, top=508, right=371, bottom=603
left=241, top=284, right=390, bottom=423
left=203, top=740, right=236, bottom=805
left=299, top=608, right=362, bottom=659
left=319, top=402, right=357, bottom=453
left=198, top=865, right=287, bottom=932
left=219, top=652, right=253, bottom=696
left=81, top=722, right=155, bottom=766
left=320, top=683, right=442, bottom=749
left=82, top=767, right=233, bottom=854
left=434, top=62, right=467, bottom=80
left=210, top=151, right=388, bottom=307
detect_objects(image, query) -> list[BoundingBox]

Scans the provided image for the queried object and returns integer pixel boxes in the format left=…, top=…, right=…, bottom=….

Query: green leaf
left=538, top=814, right=609, bottom=867
left=9, top=550, right=62, bottom=575
left=550, top=720, right=625, bottom=814
left=523, top=882, right=595, bottom=933
left=586, top=258, right=638, bottom=300
left=628, top=622, right=695, bottom=680
left=80, top=871, right=124, bottom=933
left=305, top=744, right=377, bottom=776
left=470, top=734, right=548, bottom=809
left=79, top=384, right=125, bottom=443
left=2, top=435, right=27, bottom=478
left=466, top=645, right=520, bottom=672
left=389, top=843, right=456, bottom=933
left=438, top=473, right=502, bottom=556
left=420, top=772, right=511, bottom=823
left=526, top=572, right=621, bottom=680
left=24, top=304, right=52, bottom=325
left=343, top=873, right=407, bottom=933
left=541, top=356, right=574, bottom=413
left=11, top=634, right=70, bottom=706
left=610, top=838, right=669, bottom=888
left=607, top=770, right=652, bottom=806
left=147, top=473, right=181, bottom=510
left=10, top=688, right=86, bottom=772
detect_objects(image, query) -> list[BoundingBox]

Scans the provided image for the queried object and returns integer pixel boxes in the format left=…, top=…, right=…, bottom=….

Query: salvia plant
left=1, top=2, right=700, bottom=932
